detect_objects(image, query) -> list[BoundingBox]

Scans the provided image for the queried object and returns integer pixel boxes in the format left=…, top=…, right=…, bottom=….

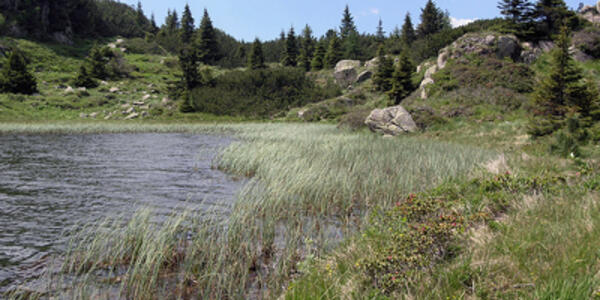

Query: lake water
left=0, top=133, right=242, bottom=292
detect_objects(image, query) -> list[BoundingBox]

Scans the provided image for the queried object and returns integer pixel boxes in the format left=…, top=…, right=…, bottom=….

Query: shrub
left=123, top=38, right=165, bottom=55
left=72, top=65, right=98, bottom=88
left=573, top=27, right=600, bottom=58
left=186, top=67, right=341, bottom=117
left=337, top=108, right=371, bottom=131
left=0, top=49, right=37, bottom=94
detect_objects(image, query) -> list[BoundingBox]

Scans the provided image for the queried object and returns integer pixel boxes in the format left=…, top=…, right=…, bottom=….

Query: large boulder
left=365, top=105, right=418, bottom=136
left=356, top=70, right=373, bottom=83
left=334, top=68, right=358, bottom=87
left=497, top=36, right=521, bottom=60
left=597, top=0, right=600, bottom=13
left=334, top=60, right=361, bottom=87
left=334, top=60, right=361, bottom=73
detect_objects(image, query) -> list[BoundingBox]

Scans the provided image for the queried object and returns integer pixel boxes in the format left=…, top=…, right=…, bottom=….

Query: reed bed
left=7, top=123, right=495, bottom=299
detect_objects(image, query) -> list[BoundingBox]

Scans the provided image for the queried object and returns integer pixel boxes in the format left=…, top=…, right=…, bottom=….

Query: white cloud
left=370, top=8, right=380, bottom=15
left=450, top=17, right=476, bottom=28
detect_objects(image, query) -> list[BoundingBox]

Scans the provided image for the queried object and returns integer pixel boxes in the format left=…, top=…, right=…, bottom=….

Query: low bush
left=123, top=38, right=166, bottom=55
left=573, top=26, right=600, bottom=59
left=337, top=108, right=372, bottom=130
left=185, top=67, right=341, bottom=117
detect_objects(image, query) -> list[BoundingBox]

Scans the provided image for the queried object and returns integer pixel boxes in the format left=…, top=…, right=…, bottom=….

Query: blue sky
left=122, top=0, right=587, bottom=42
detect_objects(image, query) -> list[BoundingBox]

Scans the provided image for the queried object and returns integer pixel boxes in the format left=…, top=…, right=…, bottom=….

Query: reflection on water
left=0, top=133, right=242, bottom=292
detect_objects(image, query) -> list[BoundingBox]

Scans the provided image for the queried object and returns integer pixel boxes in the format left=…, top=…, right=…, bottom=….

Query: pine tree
left=344, top=31, right=361, bottom=60
left=498, top=0, right=533, bottom=23
left=376, top=18, right=385, bottom=42
left=533, top=0, right=572, bottom=36
left=339, top=5, right=357, bottom=40
left=388, top=51, right=415, bottom=105
left=236, top=44, right=246, bottom=61
left=311, top=43, right=326, bottom=71
left=150, top=13, right=159, bottom=34
left=179, top=44, right=200, bottom=90
left=248, top=38, right=266, bottom=70
left=297, top=49, right=311, bottom=71
left=73, top=65, right=97, bottom=88
left=180, top=4, right=195, bottom=44
left=136, top=1, right=146, bottom=28
left=165, top=9, right=180, bottom=33
left=89, top=46, right=108, bottom=80
left=301, top=25, right=316, bottom=60
left=197, top=9, right=220, bottom=65
left=401, top=13, right=416, bottom=46
left=0, top=50, right=37, bottom=94
left=372, top=46, right=394, bottom=92
left=281, top=26, right=298, bottom=67
left=324, top=35, right=343, bottom=69
left=529, top=25, right=599, bottom=136
left=417, top=0, right=450, bottom=38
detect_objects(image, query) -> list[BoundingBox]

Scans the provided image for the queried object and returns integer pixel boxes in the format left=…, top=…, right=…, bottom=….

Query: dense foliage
left=185, top=68, right=340, bottom=117
left=0, top=49, right=37, bottom=94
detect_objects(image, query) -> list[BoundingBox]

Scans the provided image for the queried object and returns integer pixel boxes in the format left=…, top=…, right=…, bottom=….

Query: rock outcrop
left=365, top=105, right=418, bottom=136
left=356, top=70, right=373, bottom=83
left=334, top=60, right=361, bottom=87
left=579, top=2, right=600, bottom=24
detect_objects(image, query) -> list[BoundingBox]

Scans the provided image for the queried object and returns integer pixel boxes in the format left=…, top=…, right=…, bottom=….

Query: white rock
left=142, top=94, right=151, bottom=101
left=65, top=86, right=74, bottom=93
left=77, top=87, right=86, bottom=92
left=89, top=112, right=98, bottom=118
left=125, top=107, right=135, bottom=114
left=161, top=97, right=170, bottom=105
left=79, top=113, right=87, bottom=118
left=109, top=87, right=119, bottom=93
left=420, top=78, right=434, bottom=88
left=133, top=101, right=145, bottom=106
left=124, top=112, right=139, bottom=120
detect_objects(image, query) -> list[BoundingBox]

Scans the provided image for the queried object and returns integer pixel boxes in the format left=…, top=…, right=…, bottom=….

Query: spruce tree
left=344, top=31, right=361, bottom=60
left=301, top=25, right=315, bottom=60
left=533, top=0, right=572, bottom=36
left=73, top=65, right=98, bottom=88
left=179, top=44, right=200, bottom=90
left=248, top=38, right=266, bottom=70
left=498, top=0, right=533, bottom=23
left=198, top=9, right=220, bottom=65
left=401, top=13, right=416, bottom=46
left=89, top=46, right=108, bottom=80
left=339, top=5, right=357, bottom=40
left=180, top=4, right=195, bottom=44
left=281, top=26, right=298, bottom=67
left=376, top=18, right=385, bottom=42
left=297, top=49, right=311, bottom=71
left=529, top=25, right=599, bottom=136
left=324, top=35, right=343, bottom=69
left=417, top=0, right=450, bottom=38
left=150, top=13, right=159, bottom=34
left=311, top=43, right=326, bottom=71
left=136, top=1, right=146, bottom=28
left=372, top=46, right=394, bottom=92
left=165, top=9, right=180, bottom=33
left=388, top=51, right=414, bottom=105
left=0, top=50, right=37, bottom=94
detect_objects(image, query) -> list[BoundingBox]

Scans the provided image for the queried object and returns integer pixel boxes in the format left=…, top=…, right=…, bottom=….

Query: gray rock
left=89, top=112, right=98, bottom=118
left=161, top=97, right=171, bottom=105
left=356, top=70, right=372, bottom=83
left=65, top=86, right=74, bottom=93
left=124, top=112, right=139, bottom=120
left=597, top=0, right=600, bottom=13
left=420, top=78, right=434, bottom=89
left=142, top=94, right=151, bottom=101
left=424, top=65, right=438, bottom=80
left=141, top=111, right=149, bottom=117
left=365, top=57, right=379, bottom=70
left=77, top=87, right=86, bottom=92
left=572, top=47, right=593, bottom=62
left=437, top=51, right=449, bottom=69
left=133, top=101, right=145, bottom=106
left=334, top=68, right=358, bottom=87
left=496, top=36, right=521, bottom=60
left=365, top=105, right=418, bottom=136
left=125, top=107, right=135, bottom=114
left=109, top=87, right=119, bottom=93
left=79, top=113, right=87, bottom=118
left=334, top=60, right=361, bottom=73
left=52, top=32, right=73, bottom=45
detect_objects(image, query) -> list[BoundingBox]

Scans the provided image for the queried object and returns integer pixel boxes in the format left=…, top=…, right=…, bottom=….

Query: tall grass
left=8, top=123, right=494, bottom=299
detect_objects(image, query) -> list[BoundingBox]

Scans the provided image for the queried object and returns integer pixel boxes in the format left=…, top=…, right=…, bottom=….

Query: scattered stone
left=437, top=51, right=448, bottom=69
left=140, top=105, right=150, bottom=110
left=109, top=87, right=119, bottom=93
left=356, top=70, right=373, bottom=83
left=141, top=111, right=149, bottom=117
left=89, top=112, right=98, bottom=118
left=100, top=81, right=108, bottom=85
left=419, top=78, right=434, bottom=88
left=142, top=94, right=151, bottom=101
left=124, top=112, right=139, bottom=120
left=108, top=43, right=117, bottom=49
left=116, top=39, right=124, bottom=44
left=133, top=101, right=145, bottom=106
left=365, top=105, right=418, bottom=136
left=161, top=97, right=171, bottom=105
left=65, top=86, right=74, bottom=93
left=119, top=47, right=127, bottom=53
left=125, top=107, right=135, bottom=114
left=79, top=113, right=87, bottom=118
left=77, top=87, right=86, bottom=92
